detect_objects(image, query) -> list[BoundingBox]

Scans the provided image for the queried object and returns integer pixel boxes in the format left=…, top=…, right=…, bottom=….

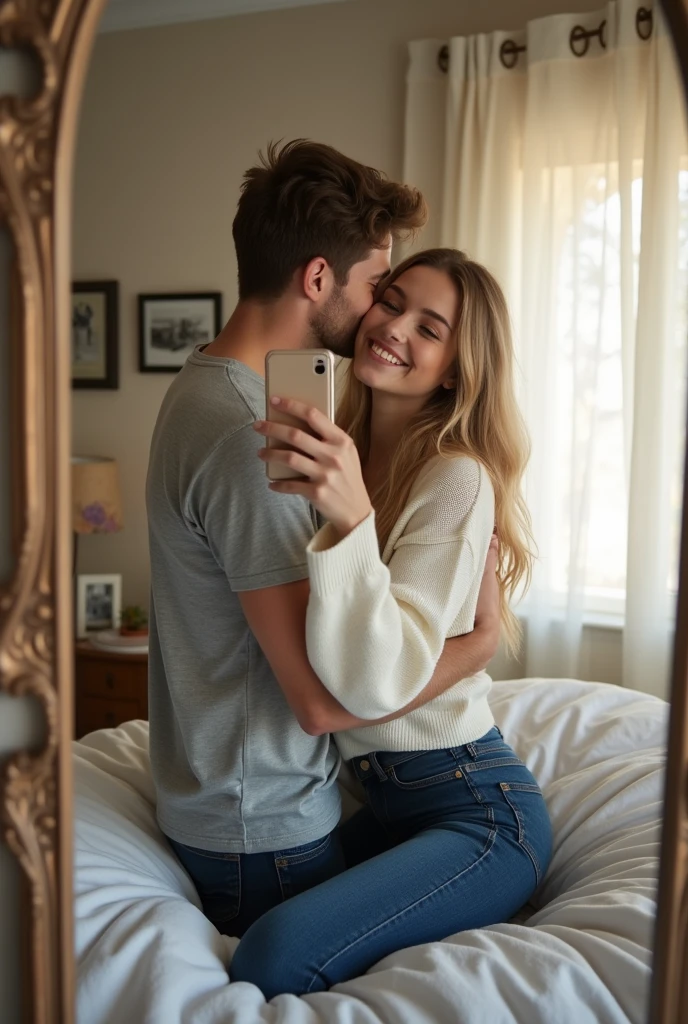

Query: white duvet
left=74, top=678, right=666, bottom=1024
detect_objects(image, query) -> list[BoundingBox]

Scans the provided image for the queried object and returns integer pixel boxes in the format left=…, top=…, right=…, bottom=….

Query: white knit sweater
left=306, top=455, right=496, bottom=760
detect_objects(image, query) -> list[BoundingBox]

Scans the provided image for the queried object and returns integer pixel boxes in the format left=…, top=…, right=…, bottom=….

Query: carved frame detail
left=0, top=1, right=106, bottom=1021
left=0, top=1, right=685, bottom=1023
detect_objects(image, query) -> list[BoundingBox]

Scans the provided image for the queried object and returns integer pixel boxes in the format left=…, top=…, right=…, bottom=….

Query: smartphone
left=264, top=349, right=336, bottom=480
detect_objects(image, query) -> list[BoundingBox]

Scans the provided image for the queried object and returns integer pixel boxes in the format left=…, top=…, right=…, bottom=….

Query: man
left=146, top=140, right=500, bottom=938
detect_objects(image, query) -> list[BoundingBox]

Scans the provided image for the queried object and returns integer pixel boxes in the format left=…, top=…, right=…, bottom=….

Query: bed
left=74, top=677, right=666, bottom=1024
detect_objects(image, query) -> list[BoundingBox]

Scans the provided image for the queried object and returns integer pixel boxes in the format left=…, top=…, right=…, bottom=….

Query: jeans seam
left=461, top=770, right=484, bottom=804
left=522, top=839, right=541, bottom=884
left=500, top=787, right=542, bottom=884
left=378, top=778, right=391, bottom=822
left=275, top=835, right=332, bottom=899
left=213, top=858, right=241, bottom=923
left=276, top=857, right=287, bottom=903
left=305, top=823, right=498, bottom=993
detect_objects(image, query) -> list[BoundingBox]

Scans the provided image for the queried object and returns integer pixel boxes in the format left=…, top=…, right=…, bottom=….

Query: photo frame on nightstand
left=76, top=573, right=122, bottom=639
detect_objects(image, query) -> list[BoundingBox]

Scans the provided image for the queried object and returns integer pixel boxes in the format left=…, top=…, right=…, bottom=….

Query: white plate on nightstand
left=88, top=629, right=149, bottom=654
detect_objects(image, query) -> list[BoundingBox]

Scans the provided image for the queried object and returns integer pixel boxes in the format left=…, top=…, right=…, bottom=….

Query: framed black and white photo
left=71, top=280, right=119, bottom=389
left=76, top=573, right=122, bottom=639
left=139, top=292, right=223, bottom=372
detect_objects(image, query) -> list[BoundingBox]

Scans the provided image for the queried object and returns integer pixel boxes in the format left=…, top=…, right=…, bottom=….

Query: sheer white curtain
left=404, top=0, right=687, bottom=697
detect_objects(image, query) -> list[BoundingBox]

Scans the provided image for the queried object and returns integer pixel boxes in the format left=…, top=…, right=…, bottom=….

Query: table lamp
left=71, top=456, right=124, bottom=575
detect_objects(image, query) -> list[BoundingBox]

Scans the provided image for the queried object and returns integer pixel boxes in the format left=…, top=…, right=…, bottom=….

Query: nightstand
left=75, top=641, right=148, bottom=739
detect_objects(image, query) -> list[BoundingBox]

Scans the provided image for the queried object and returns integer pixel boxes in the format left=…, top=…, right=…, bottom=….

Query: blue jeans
left=167, top=828, right=346, bottom=937
left=230, top=727, right=553, bottom=997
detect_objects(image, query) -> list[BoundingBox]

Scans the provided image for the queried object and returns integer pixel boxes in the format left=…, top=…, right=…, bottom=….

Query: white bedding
left=74, top=678, right=666, bottom=1024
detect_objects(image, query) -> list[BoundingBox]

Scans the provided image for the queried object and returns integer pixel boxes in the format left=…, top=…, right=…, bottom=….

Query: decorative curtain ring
left=636, top=6, right=653, bottom=40
left=439, top=10, right=647, bottom=76
left=499, top=39, right=527, bottom=69
left=570, top=19, right=607, bottom=58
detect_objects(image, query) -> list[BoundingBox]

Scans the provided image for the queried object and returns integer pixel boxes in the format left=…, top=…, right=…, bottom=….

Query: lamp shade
left=71, top=456, right=123, bottom=534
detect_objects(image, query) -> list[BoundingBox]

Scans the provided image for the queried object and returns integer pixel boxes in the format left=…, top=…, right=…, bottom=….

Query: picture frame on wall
left=76, top=573, right=122, bottom=639
left=139, top=292, right=223, bottom=372
left=71, top=280, right=119, bottom=389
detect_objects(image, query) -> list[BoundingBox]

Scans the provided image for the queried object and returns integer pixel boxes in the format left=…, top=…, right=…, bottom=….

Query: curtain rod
left=437, top=5, right=653, bottom=72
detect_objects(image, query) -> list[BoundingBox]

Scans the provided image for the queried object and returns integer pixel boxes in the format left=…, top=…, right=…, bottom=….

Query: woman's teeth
left=370, top=342, right=405, bottom=366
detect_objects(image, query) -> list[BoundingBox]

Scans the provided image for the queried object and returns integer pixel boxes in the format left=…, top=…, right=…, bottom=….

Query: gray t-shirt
left=146, top=345, right=341, bottom=854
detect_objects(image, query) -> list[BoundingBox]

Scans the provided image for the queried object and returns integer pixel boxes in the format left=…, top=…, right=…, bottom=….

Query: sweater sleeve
left=305, top=458, right=493, bottom=718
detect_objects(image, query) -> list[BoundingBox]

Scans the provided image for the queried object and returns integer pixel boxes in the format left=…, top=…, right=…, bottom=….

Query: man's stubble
left=308, top=285, right=361, bottom=359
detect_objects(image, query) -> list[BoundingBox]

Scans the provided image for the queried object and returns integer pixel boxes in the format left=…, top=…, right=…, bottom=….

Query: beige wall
left=72, top=0, right=621, bottom=681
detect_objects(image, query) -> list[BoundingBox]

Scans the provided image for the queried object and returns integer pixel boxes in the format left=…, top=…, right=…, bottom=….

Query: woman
left=232, top=248, right=552, bottom=997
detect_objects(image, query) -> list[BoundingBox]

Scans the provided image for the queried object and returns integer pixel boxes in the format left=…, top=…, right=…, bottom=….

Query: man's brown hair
left=232, top=139, right=427, bottom=301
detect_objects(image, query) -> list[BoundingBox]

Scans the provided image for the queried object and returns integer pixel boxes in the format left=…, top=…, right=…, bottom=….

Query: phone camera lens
left=315, top=364, right=325, bottom=375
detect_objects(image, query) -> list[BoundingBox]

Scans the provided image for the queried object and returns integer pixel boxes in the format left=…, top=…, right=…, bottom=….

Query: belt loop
left=368, top=752, right=388, bottom=781
left=466, top=741, right=479, bottom=760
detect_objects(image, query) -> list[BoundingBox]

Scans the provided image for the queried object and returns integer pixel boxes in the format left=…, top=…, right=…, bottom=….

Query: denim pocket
left=498, top=781, right=549, bottom=885
left=274, top=832, right=332, bottom=866
left=387, top=750, right=463, bottom=791
left=274, top=830, right=345, bottom=902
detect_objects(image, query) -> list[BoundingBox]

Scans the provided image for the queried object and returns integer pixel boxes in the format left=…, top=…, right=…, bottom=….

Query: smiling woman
left=359, top=267, right=460, bottom=386
left=0, top=0, right=688, bottom=1021
left=336, top=249, right=532, bottom=654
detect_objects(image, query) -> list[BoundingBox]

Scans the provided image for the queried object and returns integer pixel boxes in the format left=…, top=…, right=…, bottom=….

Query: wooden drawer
left=74, top=642, right=149, bottom=739
left=77, top=696, right=142, bottom=736
left=76, top=658, right=144, bottom=700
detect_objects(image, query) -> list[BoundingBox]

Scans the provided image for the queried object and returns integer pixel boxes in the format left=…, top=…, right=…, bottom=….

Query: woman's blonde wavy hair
left=337, top=247, right=534, bottom=655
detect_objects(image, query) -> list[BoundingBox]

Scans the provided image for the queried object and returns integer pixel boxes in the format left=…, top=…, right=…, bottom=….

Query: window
left=537, top=166, right=688, bottom=618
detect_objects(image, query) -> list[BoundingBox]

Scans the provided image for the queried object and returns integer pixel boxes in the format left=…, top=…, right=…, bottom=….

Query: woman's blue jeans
left=230, top=727, right=553, bottom=998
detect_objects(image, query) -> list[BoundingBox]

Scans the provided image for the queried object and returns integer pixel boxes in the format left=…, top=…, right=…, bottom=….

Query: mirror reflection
left=70, top=0, right=686, bottom=1019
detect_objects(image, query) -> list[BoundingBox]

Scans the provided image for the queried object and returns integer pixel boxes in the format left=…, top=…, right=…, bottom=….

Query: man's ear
left=302, top=256, right=334, bottom=302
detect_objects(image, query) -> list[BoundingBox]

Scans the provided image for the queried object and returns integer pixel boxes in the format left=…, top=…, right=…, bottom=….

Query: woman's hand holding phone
left=253, top=396, right=373, bottom=538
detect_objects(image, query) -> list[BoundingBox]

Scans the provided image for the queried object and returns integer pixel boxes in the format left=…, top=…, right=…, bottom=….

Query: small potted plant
left=119, top=604, right=149, bottom=638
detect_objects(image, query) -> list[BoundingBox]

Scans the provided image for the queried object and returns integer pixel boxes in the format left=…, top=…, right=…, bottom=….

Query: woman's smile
left=366, top=338, right=409, bottom=367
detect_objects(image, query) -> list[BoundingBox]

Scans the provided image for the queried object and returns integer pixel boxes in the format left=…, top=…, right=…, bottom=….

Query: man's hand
left=473, top=534, right=501, bottom=667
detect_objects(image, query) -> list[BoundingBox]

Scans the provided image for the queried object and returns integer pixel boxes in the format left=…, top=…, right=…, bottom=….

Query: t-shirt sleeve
left=186, top=423, right=315, bottom=592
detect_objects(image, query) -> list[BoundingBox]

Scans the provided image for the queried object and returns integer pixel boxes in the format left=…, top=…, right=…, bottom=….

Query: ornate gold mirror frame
left=0, top=1, right=686, bottom=1021
left=0, top=2, right=107, bottom=1020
